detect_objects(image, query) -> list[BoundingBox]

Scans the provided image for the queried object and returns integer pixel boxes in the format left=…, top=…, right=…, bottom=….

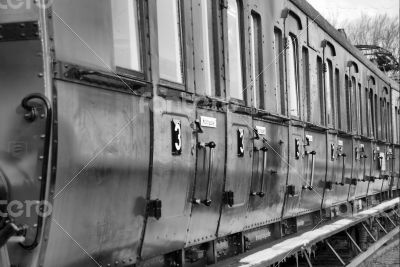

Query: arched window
left=345, top=75, right=351, bottom=131
left=369, top=90, right=374, bottom=137
left=287, top=34, right=300, bottom=117
left=325, top=59, right=334, bottom=126
left=227, top=0, right=244, bottom=100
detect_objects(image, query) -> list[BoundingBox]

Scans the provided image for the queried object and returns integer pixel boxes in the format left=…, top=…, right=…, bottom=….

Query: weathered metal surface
left=185, top=108, right=226, bottom=246
left=217, top=113, right=252, bottom=237
left=42, top=81, right=150, bottom=266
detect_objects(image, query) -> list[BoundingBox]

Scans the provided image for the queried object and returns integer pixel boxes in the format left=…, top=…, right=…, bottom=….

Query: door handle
left=250, top=147, right=260, bottom=197
left=362, top=155, right=368, bottom=181
left=304, top=151, right=316, bottom=190
left=196, top=141, right=216, bottom=206
left=338, top=153, right=347, bottom=186
left=257, top=146, right=268, bottom=197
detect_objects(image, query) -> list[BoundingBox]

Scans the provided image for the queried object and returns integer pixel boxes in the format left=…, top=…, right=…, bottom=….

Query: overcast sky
left=307, top=0, right=399, bottom=26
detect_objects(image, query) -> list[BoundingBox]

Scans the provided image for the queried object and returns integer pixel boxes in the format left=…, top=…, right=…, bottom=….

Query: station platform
left=215, top=198, right=400, bottom=267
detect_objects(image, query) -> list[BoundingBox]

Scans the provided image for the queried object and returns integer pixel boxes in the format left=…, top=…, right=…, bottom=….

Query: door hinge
left=147, top=199, right=162, bottom=220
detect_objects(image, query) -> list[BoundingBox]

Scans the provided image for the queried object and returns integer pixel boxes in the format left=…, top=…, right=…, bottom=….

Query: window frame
left=226, top=0, right=246, bottom=104
left=112, top=0, right=148, bottom=81
left=156, top=0, right=186, bottom=89
left=250, top=11, right=264, bottom=109
left=274, top=27, right=286, bottom=115
left=287, top=33, right=300, bottom=118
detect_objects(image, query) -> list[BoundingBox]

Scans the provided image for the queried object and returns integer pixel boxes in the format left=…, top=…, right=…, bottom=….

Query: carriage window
left=345, top=75, right=351, bottom=132
left=396, top=107, right=399, bottom=143
left=317, top=56, right=324, bottom=124
left=250, top=12, right=263, bottom=109
left=365, top=88, right=370, bottom=135
left=303, top=47, right=310, bottom=121
left=369, top=90, right=374, bottom=137
left=358, top=83, right=362, bottom=134
left=374, top=94, right=378, bottom=137
left=387, top=100, right=390, bottom=141
left=227, top=0, right=244, bottom=100
left=112, top=0, right=141, bottom=71
left=381, top=99, right=385, bottom=139
left=287, top=34, right=300, bottom=117
left=157, top=0, right=184, bottom=83
left=351, top=77, right=357, bottom=132
left=274, top=28, right=285, bottom=114
left=335, top=69, right=341, bottom=129
left=325, top=59, right=334, bottom=126
left=193, top=0, right=215, bottom=95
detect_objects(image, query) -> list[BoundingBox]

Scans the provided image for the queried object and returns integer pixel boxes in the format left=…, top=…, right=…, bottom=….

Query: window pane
left=227, top=0, right=243, bottom=100
left=274, top=28, right=285, bottom=114
left=112, top=0, right=141, bottom=71
left=369, top=91, right=374, bottom=137
left=303, top=47, right=310, bottom=121
left=193, top=0, right=214, bottom=95
left=335, top=69, right=341, bottom=129
left=250, top=13, right=263, bottom=109
left=288, top=36, right=299, bottom=117
left=325, top=60, right=334, bottom=126
left=345, top=75, right=351, bottom=131
left=351, top=77, right=357, bottom=132
left=358, top=84, right=362, bottom=134
left=157, top=0, right=183, bottom=83
left=317, top=56, right=324, bottom=124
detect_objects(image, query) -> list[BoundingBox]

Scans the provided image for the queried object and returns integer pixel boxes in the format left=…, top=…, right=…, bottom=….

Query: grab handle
left=257, top=146, right=268, bottom=197
left=197, top=141, right=216, bottom=206
left=339, top=153, right=347, bottom=185
left=309, top=151, right=316, bottom=189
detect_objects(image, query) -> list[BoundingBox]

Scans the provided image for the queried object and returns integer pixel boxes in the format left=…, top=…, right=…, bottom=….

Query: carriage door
left=186, top=107, right=226, bottom=246
left=336, top=136, right=353, bottom=203
left=217, top=112, right=252, bottom=237
left=283, top=126, right=305, bottom=218
left=323, top=133, right=337, bottom=208
left=348, top=139, right=361, bottom=201
left=300, top=130, right=326, bottom=212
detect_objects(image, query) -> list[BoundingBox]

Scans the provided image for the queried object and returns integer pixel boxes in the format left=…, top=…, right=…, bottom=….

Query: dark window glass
left=345, top=75, right=351, bottom=132
left=326, top=59, right=334, bottom=126
left=335, top=69, right=341, bottom=129
left=303, top=47, right=310, bottom=121
left=317, top=56, right=324, bottom=124
left=358, top=83, right=362, bottom=134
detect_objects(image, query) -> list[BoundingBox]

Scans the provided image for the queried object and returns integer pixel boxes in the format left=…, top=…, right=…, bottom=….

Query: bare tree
left=340, top=14, right=400, bottom=81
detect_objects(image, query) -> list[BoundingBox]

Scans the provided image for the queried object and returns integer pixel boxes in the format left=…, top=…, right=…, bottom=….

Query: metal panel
left=245, top=119, right=288, bottom=229
left=368, top=143, right=384, bottom=195
left=335, top=136, right=352, bottom=203
left=282, top=126, right=305, bottom=218
left=0, top=40, right=46, bottom=265
left=42, top=81, right=150, bottom=266
left=52, top=0, right=114, bottom=70
left=141, top=99, right=196, bottom=259
left=353, top=140, right=372, bottom=199
left=217, top=113, right=252, bottom=236
left=0, top=0, right=39, bottom=23
left=300, top=130, right=326, bottom=211
left=186, top=108, right=226, bottom=246
left=322, top=133, right=337, bottom=207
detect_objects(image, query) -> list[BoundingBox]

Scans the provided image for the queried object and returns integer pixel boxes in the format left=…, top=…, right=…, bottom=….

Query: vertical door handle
left=250, top=147, right=260, bottom=196
left=196, top=141, right=216, bottom=206
left=340, top=153, right=347, bottom=185
left=257, top=146, right=268, bottom=197
left=309, top=151, right=316, bottom=190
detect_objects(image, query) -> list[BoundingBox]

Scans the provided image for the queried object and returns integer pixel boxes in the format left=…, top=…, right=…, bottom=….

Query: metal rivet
left=39, top=155, right=44, bottom=160
left=38, top=73, right=44, bottom=77
left=38, top=176, right=42, bottom=180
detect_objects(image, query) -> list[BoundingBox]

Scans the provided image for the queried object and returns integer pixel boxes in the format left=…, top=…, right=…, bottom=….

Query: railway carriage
left=0, top=0, right=399, bottom=266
